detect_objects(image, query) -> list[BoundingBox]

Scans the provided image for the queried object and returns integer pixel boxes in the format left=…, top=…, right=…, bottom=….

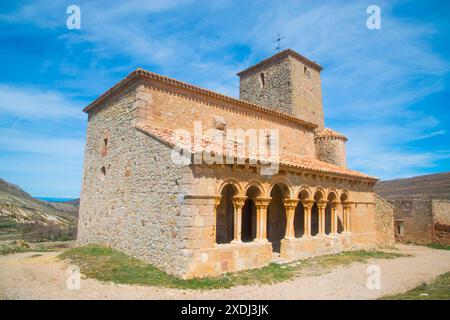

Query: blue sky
left=0, top=0, right=449, bottom=198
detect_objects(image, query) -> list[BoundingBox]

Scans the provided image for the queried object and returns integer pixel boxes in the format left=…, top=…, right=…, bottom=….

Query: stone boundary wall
left=434, top=223, right=450, bottom=246
left=391, top=199, right=434, bottom=244
left=280, top=234, right=353, bottom=261
left=374, top=194, right=395, bottom=247
left=431, top=200, right=450, bottom=246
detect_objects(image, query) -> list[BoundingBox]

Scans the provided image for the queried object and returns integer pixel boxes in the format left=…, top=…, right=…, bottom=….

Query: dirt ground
left=0, top=244, right=449, bottom=300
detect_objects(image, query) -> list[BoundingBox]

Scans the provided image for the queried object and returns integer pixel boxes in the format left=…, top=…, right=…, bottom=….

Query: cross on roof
left=273, top=34, right=285, bottom=51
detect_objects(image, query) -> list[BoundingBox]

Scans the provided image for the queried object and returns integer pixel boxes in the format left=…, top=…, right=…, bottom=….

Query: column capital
left=301, top=199, right=315, bottom=209
left=283, top=198, right=299, bottom=209
left=255, top=197, right=271, bottom=208
left=342, top=202, right=354, bottom=210
left=331, top=200, right=340, bottom=208
left=232, top=196, right=247, bottom=208
left=213, top=195, right=222, bottom=208
left=317, top=200, right=327, bottom=210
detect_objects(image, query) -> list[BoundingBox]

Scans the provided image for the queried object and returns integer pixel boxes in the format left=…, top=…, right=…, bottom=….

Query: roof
left=136, top=124, right=377, bottom=182
left=237, top=49, right=323, bottom=77
left=83, top=68, right=318, bottom=130
left=315, top=128, right=348, bottom=141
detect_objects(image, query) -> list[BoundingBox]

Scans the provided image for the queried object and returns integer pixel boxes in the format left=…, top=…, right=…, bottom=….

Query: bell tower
left=237, top=49, right=324, bottom=128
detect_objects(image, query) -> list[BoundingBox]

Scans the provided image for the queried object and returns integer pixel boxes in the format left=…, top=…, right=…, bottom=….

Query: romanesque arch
left=293, top=186, right=311, bottom=238
left=218, top=179, right=243, bottom=197
left=325, top=191, right=338, bottom=235
left=267, top=176, right=294, bottom=198
left=216, top=183, right=238, bottom=244
left=311, top=189, right=325, bottom=236
left=241, top=185, right=261, bottom=242
left=267, top=182, right=289, bottom=252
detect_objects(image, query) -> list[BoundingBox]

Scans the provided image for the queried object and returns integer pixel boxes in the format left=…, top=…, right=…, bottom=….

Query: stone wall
left=291, top=56, right=324, bottom=129
left=238, top=54, right=324, bottom=128
left=432, top=200, right=450, bottom=225
left=391, top=200, right=434, bottom=244
left=78, top=82, right=194, bottom=277
left=239, top=55, right=293, bottom=116
left=432, top=200, right=450, bottom=245
left=314, top=136, right=347, bottom=167
left=136, top=79, right=317, bottom=159
left=374, top=194, right=395, bottom=247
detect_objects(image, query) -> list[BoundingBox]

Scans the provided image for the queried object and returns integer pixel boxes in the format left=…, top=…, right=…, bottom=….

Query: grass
left=382, top=272, right=450, bottom=300
left=426, top=243, right=450, bottom=251
left=59, top=245, right=408, bottom=290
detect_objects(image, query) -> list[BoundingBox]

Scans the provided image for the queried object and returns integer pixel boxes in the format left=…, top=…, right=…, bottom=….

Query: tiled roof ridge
left=83, top=68, right=318, bottom=130
left=136, top=124, right=377, bottom=181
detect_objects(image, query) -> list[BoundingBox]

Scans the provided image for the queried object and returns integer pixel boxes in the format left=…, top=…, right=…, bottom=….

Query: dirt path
left=0, top=244, right=449, bottom=300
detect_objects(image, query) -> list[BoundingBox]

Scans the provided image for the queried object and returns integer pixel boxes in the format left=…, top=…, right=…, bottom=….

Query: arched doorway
left=242, top=186, right=260, bottom=242
left=216, top=184, right=237, bottom=244
left=325, top=192, right=337, bottom=235
left=267, top=184, right=288, bottom=252
left=338, top=192, right=350, bottom=233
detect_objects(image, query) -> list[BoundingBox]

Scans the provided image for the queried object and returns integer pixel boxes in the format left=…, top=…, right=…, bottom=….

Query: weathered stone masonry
left=78, top=49, right=390, bottom=279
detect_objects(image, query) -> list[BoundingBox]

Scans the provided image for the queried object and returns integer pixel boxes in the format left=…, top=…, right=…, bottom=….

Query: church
left=77, top=49, right=392, bottom=279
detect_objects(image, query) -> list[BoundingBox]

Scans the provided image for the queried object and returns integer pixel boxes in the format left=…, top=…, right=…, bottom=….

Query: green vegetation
left=0, top=240, right=73, bottom=255
left=60, top=245, right=408, bottom=290
left=426, top=243, right=450, bottom=250
left=0, top=240, right=30, bottom=255
left=382, top=272, right=450, bottom=300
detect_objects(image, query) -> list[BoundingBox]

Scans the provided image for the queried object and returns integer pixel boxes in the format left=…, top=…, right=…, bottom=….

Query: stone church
left=78, top=49, right=389, bottom=279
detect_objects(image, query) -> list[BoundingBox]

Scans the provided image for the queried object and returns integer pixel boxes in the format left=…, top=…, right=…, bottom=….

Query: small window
left=304, top=66, right=311, bottom=79
left=101, top=138, right=108, bottom=156
left=402, top=202, right=411, bottom=212
left=101, top=166, right=106, bottom=176
left=260, top=72, right=265, bottom=88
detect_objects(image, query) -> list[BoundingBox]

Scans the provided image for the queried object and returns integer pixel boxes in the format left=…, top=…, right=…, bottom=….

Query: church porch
left=180, top=165, right=375, bottom=279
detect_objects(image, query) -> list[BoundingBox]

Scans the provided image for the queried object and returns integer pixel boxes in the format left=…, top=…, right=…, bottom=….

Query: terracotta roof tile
left=136, top=124, right=377, bottom=181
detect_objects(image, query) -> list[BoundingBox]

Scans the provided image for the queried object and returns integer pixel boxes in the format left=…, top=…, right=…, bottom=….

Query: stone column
left=343, top=203, right=352, bottom=233
left=330, top=201, right=340, bottom=235
left=302, top=200, right=314, bottom=237
left=317, top=200, right=327, bottom=236
left=232, top=196, right=247, bottom=243
left=213, top=196, right=222, bottom=245
left=255, top=197, right=271, bottom=241
left=283, top=199, right=299, bottom=239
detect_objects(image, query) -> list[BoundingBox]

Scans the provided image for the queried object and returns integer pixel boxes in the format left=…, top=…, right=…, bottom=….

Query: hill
left=0, top=178, right=77, bottom=241
left=374, top=172, right=450, bottom=201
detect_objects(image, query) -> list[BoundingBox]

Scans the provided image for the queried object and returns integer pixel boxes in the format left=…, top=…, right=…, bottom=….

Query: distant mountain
left=0, top=178, right=78, bottom=241
left=374, top=172, right=450, bottom=201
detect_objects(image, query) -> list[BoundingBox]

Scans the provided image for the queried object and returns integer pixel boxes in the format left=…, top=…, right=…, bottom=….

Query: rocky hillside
left=0, top=178, right=78, bottom=241
left=374, top=172, right=450, bottom=201
left=40, top=199, right=79, bottom=218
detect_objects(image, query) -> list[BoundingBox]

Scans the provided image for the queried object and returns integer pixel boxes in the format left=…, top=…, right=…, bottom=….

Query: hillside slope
left=374, top=172, right=450, bottom=200
left=0, top=178, right=77, bottom=241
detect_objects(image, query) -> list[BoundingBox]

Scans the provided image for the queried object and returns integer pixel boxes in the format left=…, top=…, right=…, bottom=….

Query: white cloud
left=0, top=84, right=85, bottom=122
